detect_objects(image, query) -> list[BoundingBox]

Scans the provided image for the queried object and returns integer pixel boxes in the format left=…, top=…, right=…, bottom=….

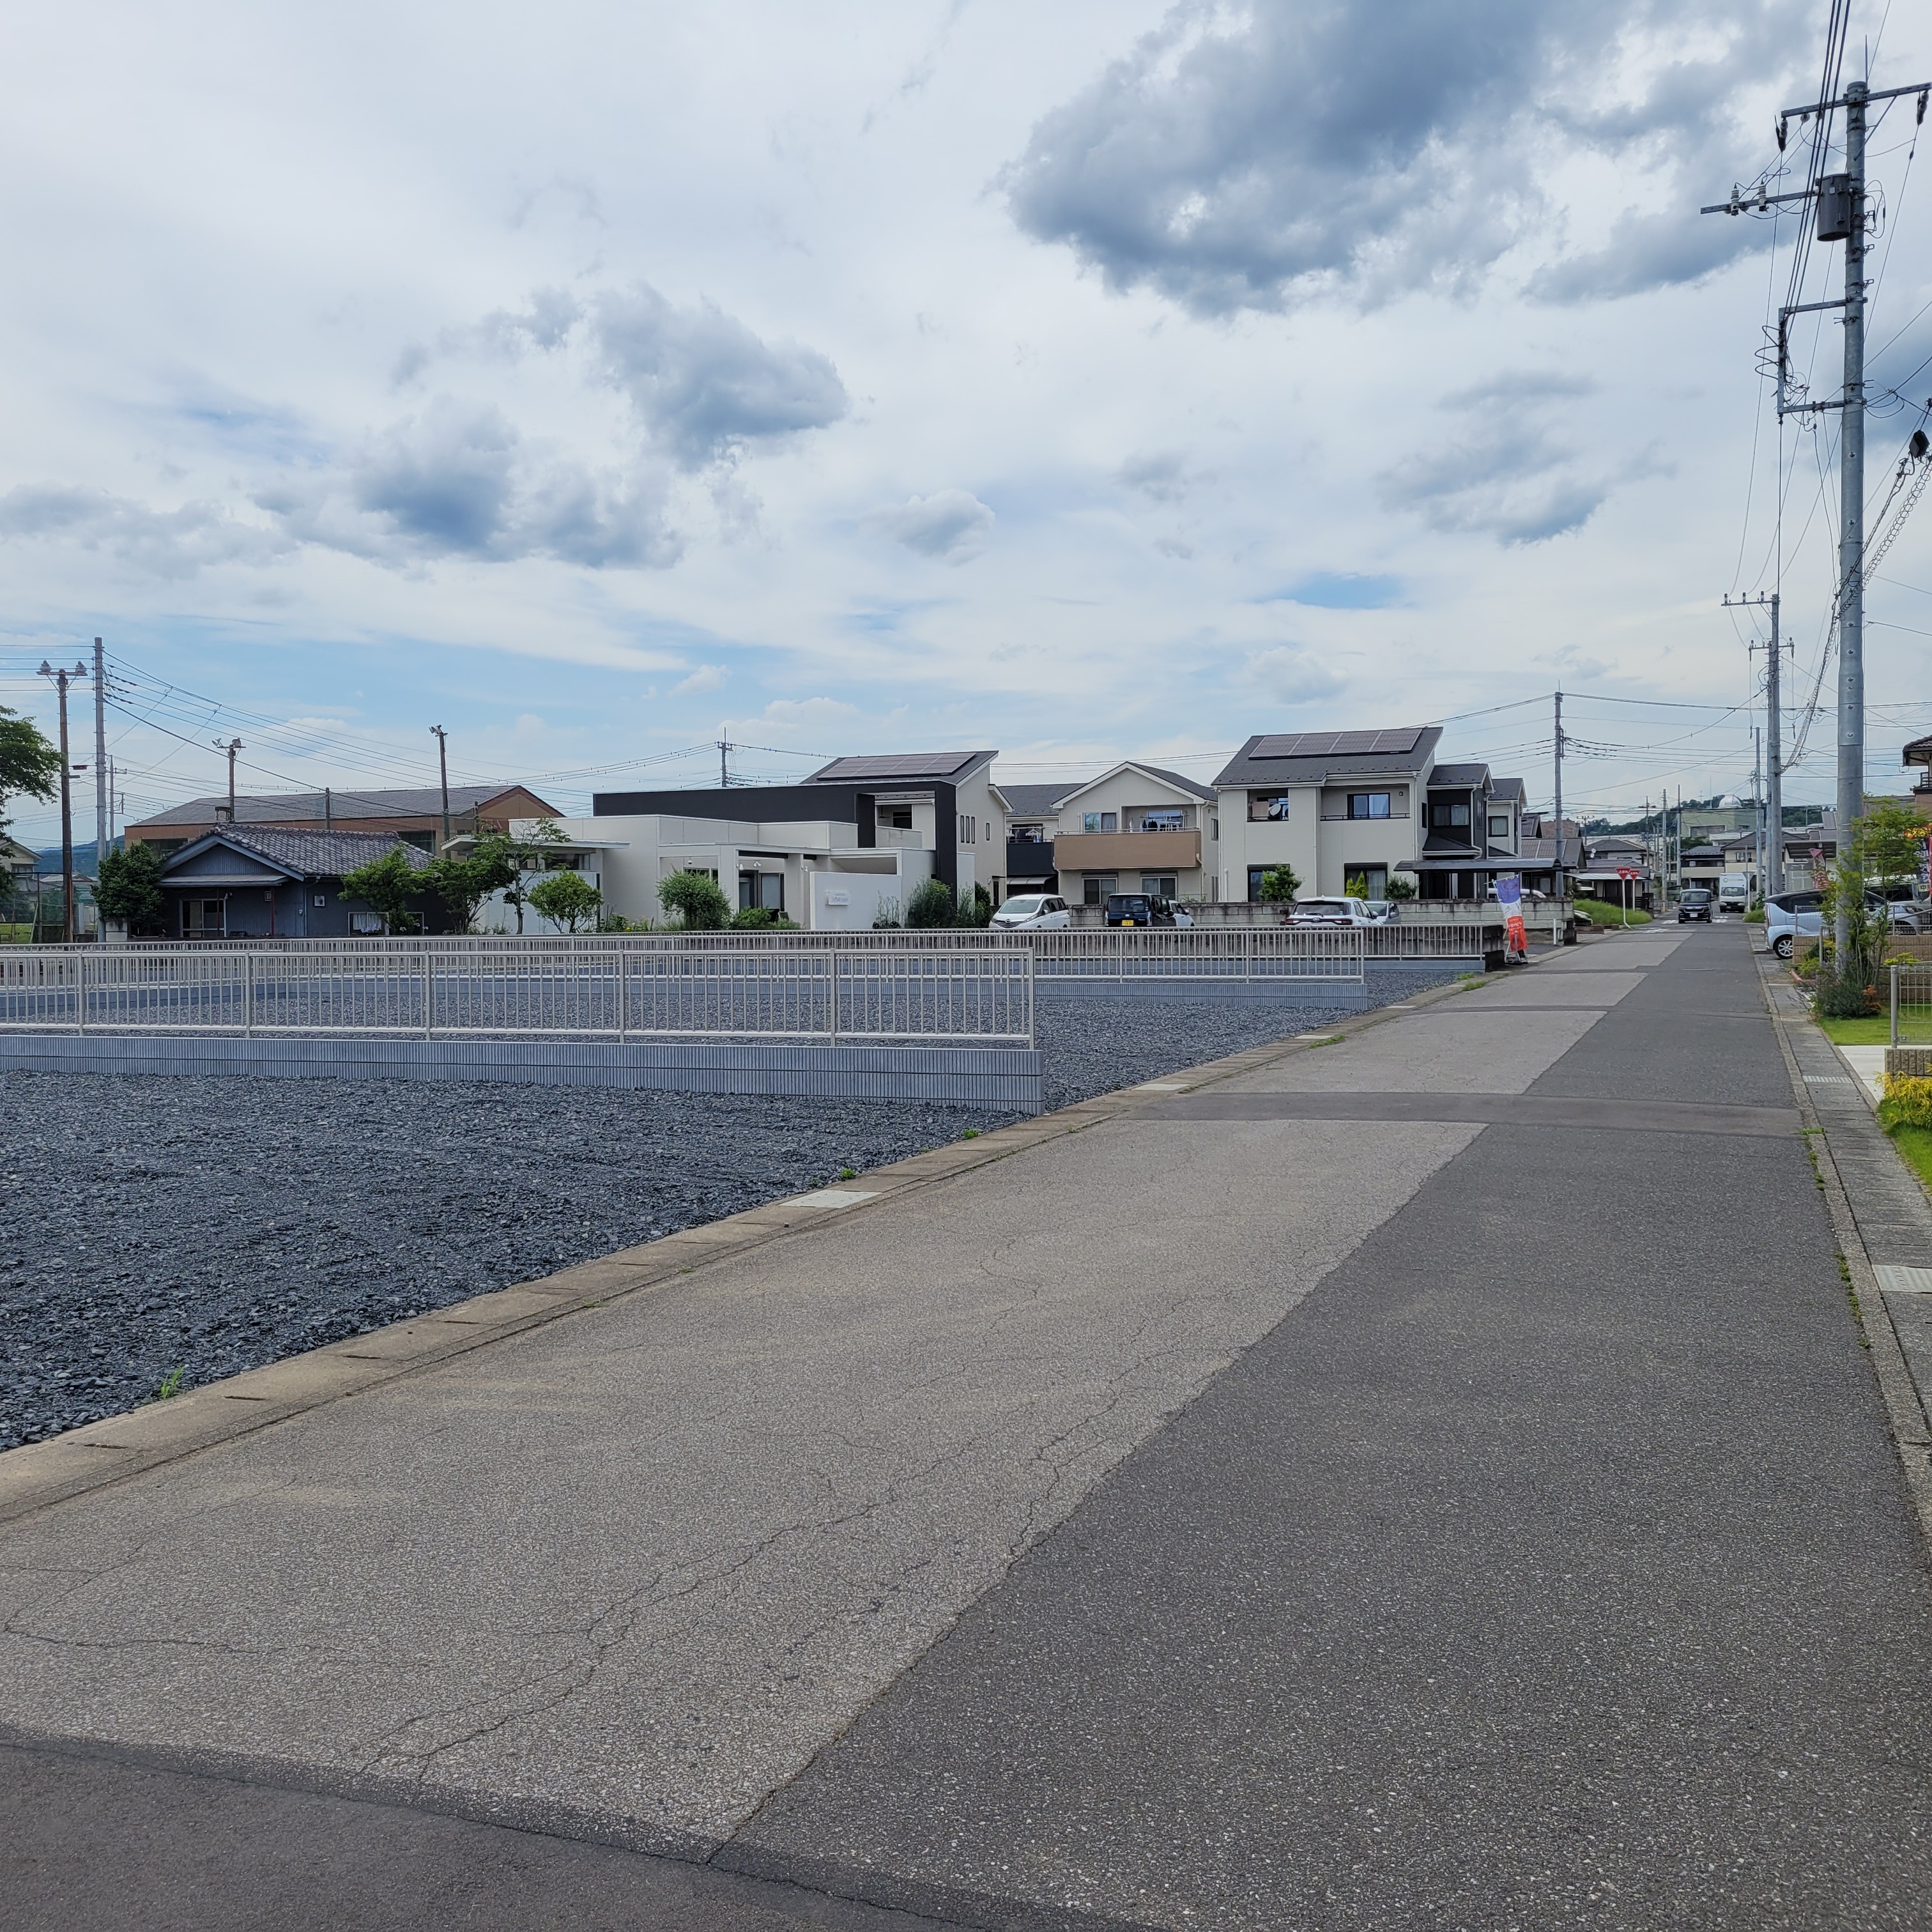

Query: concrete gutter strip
left=1760, top=954, right=1932, bottom=1547
left=0, top=957, right=1512, bottom=1528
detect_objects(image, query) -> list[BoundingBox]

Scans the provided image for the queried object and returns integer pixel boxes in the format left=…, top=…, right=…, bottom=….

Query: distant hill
left=33, top=840, right=107, bottom=875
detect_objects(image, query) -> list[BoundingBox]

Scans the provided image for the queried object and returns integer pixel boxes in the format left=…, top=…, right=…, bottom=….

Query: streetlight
left=38, top=659, right=90, bottom=944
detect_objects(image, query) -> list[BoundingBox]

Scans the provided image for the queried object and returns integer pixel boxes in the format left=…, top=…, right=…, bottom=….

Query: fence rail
left=0, top=946, right=1037, bottom=1047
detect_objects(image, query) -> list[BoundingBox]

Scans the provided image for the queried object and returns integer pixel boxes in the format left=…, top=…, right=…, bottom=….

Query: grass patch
left=1816, top=1013, right=1893, bottom=1045
left=1888, top=1123, right=1932, bottom=1194
left=139, top=1365, right=187, bottom=1406
left=1307, top=1035, right=1344, bottom=1049
left=1575, top=901, right=1653, bottom=927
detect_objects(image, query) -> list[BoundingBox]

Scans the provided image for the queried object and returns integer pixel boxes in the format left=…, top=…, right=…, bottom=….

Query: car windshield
left=1298, top=901, right=1346, bottom=913
left=1107, top=896, right=1149, bottom=912
left=998, top=897, right=1043, bottom=914
left=1683, top=891, right=1710, bottom=901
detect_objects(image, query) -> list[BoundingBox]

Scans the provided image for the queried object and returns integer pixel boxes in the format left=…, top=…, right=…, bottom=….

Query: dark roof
left=1214, top=724, right=1443, bottom=788
left=132, top=783, right=554, bottom=828
left=1428, top=762, right=1491, bottom=788
left=1489, top=776, right=1526, bottom=803
left=158, top=827, right=432, bottom=883
left=808, top=751, right=995, bottom=785
left=995, top=782, right=1077, bottom=816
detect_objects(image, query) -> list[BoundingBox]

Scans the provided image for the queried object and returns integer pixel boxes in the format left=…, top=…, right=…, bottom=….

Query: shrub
left=1881, top=1073, right=1932, bottom=1132
left=957, top=883, right=993, bottom=928
left=905, top=879, right=955, bottom=927
left=1384, top=875, right=1416, bottom=901
left=340, top=848, right=424, bottom=934
left=1256, top=865, right=1300, bottom=903
left=657, top=869, right=730, bottom=930
left=871, top=898, right=902, bottom=930
left=730, top=907, right=799, bottom=929
left=527, top=870, right=603, bottom=933
left=93, top=841, right=166, bottom=933
left=1815, top=961, right=1880, bottom=1019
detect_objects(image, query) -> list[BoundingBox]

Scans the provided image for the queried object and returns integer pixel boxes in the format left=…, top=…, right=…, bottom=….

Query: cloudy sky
left=3, top=0, right=1931, bottom=843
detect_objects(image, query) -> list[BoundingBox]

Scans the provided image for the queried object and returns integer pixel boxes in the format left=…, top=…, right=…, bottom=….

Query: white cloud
left=762, top=696, right=860, bottom=725
left=672, top=664, right=728, bottom=694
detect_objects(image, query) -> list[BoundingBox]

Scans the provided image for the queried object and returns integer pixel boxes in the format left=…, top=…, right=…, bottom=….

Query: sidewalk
left=7, top=928, right=1932, bottom=1929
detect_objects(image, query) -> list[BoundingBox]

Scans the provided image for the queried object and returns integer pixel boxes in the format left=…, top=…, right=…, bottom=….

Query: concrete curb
left=0, top=967, right=1483, bottom=1528
left=1759, top=953, right=1932, bottom=1548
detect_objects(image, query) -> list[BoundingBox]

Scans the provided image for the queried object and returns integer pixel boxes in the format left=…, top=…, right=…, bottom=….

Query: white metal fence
left=1892, top=964, right=1932, bottom=1047
left=0, top=945, right=1037, bottom=1046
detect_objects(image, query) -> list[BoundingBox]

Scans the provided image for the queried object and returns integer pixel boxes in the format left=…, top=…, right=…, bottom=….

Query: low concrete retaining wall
left=0, top=1032, right=1043, bottom=1114
left=1885, top=1046, right=1930, bottom=1082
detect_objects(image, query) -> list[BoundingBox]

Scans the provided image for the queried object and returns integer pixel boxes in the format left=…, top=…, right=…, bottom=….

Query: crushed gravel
left=0, top=969, right=1453, bottom=1446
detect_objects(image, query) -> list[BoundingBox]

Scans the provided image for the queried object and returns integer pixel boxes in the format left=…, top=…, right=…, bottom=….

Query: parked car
left=990, top=893, right=1071, bottom=931
left=1876, top=883, right=1930, bottom=933
left=1763, top=887, right=1920, bottom=958
left=1363, top=900, right=1399, bottom=924
left=1102, top=893, right=1188, bottom=928
left=1290, top=896, right=1376, bottom=928
left=1678, top=889, right=1713, bottom=924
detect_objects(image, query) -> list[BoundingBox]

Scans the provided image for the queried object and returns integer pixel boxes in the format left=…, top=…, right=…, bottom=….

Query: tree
left=341, top=848, right=425, bottom=933
left=657, top=868, right=730, bottom=930
left=1255, top=864, right=1301, bottom=903
left=0, top=705, right=60, bottom=837
left=424, top=833, right=523, bottom=933
left=528, top=870, right=603, bottom=933
left=1851, top=798, right=1928, bottom=893
left=502, top=818, right=569, bottom=933
left=93, top=842, right=166, bottom=934
left=1384, top=874, right=1416, bottom=901
left=956, top=883, right=993, bottom=928
left=905, top=878, right=955, bottom=927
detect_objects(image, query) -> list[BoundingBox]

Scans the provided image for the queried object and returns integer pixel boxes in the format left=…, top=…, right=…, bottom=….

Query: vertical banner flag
left=1495, top=873, right=1528, bottom=956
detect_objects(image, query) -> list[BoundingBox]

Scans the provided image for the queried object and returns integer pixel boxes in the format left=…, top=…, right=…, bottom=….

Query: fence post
left=423, top=949, right=433, bottom=1041
left=244, top=953, right=254, bottom=1038
left=617, top=951, right=627, bottom=1043
left=1026, top=947, right=1036, bottom=1049
left=76, top=947, right=88, bottom=1035
left=828, top=950, right=839, bottom=1045
left=1892, top=963, right=1900, bottom=1050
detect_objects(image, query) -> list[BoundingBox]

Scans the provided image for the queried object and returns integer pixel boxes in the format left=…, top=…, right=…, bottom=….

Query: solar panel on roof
left=815, top=752, right=975, bottom=780
left=1249, top=727, right=1422, bottom=761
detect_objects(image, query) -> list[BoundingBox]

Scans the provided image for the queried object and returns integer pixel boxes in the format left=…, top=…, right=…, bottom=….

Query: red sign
left=1616, top=866, right=1639, bottom=880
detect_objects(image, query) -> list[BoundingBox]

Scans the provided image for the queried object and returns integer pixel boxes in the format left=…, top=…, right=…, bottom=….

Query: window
left=1249, top=794, right=1291, bottom=823
left=878, top=806, right=913, bottom=831
left=1082, top=875, right=1118, bottom=905
left=1429, top=801, right=1471, bottom=829
left=181, top=898, right=225, bottom=938
left=1011, top=822, right=1044, bottom=844
left=1346, top=865, right=1390, bottom=899
left=1346, top=792, right=1391, bottom=820
left=1140, top=874, right=1177, bottom=898
left=1083, top=811, right=1119, bottom=832
left=1138, top=808, right=1184, bottom=832
left=1488, top=815, right=1510, bottom=839
left=1210, top=816, right=1220, bottom=840
left=958, top=814, right=977, bottom=844
left=739, top=871, right=784, bottom=912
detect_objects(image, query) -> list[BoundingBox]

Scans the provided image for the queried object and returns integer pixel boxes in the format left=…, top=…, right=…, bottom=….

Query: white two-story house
left=992, top=762, right=1220, bottom=907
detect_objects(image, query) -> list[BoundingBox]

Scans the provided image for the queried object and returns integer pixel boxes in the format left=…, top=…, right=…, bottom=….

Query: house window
left=1346, top=865, right=1390, bottom=899
left=181, top=898, right=226, bottom=938
left=1138, top=808, right=1184, bottom=832
left=1249, top=794, right=1291, bottom=822
left=1140, top=874, right=1177, bottom=898
left=958, top=814, right=977, bottom=844
left=1082, top=875, right=1118, bottom=905
left=1011, top=823, right=1044, bottom=845
left=1083, top=811, right=1118, bottom=833
left=1488, top=815, right=1510, bottom=839
left=1210, top=816, right=1220, bottom=840
left=878, top=806, right=914, bottom=831
left=1346, top=792, right=1391, bottom=820
left=739, top=871, right=784, bottom=912
left=1430, top=801, right=1471, bottom=829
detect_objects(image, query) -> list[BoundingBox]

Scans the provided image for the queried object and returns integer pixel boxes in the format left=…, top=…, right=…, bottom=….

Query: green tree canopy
left=0, top=705, right=61, bottom=836
left=93, top=842, right=166, bottom=933
left=1256, top=864, right=1301, bottom=903
left=424, top=833, right=524, bottom=933
left=340, top=848, right=425, bottom=933
left=657, top=869, right=730, bottom=930
left=528, top=870, right=603, bottom=933
left=1851, top=799, right=1928, bottom=891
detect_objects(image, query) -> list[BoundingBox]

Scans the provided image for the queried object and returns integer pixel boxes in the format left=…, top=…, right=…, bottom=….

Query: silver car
left=990, top=893, right=1071, bottom=930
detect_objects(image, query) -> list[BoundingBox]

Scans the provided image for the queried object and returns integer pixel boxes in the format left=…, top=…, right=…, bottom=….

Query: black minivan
left=1678, top=888, right=1713, bottom=924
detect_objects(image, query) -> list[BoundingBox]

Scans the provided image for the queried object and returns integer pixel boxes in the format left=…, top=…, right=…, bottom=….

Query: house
left=1576, top=834, right=1657, bottom=911
left=565, top=751, right=1002, bottom=930
left=989, top=763, right=1220, bottom=907
left=155, top=828, right=445, bottom=938
left=126, top=783, right=562, bottom=859
left=1513, top=814, right=1588, bottom=897
left=1211, top=728, right=1532, bottom=901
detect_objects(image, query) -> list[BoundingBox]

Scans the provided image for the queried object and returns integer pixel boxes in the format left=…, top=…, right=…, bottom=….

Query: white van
left=1717, top=873, right=1750, bottom=913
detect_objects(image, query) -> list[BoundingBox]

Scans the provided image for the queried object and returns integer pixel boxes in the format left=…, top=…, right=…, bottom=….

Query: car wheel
left=1772, top=933, right=1793, bottom=959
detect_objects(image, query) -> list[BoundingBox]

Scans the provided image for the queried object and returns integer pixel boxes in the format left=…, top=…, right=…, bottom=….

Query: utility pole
left=91, top=638, right=107, bottom=866
left=324, top=785, right=334, bottom=832
left=430, top=725, right=451, bottom=850
left=717, top=737, right=735, bottom=788
left=1552, top=689, right=1565, bottom=919
left=215, top=737, right=242, bottom=819
left=39, top=657, right=89, bottom=943
left=1754, top=726, right=1764, bottom=899
left=1726, top=589, right=1786, bottom=896
left=1705, top=70, right=1930, bottom=953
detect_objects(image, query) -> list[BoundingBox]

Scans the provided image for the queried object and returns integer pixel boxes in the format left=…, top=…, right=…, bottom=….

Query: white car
left=1289, top=896, right=1376, bottom=928
left=991, top=892, right=1071, bottom=930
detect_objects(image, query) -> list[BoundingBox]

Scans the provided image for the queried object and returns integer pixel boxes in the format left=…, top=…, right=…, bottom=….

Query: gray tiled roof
left=1213, top=725, right=1443, bottom=788
left=160, top=827, right=432, bottom=882
left=133, top=783, right=551, bottom=827
left=1428, top=762, right=1491, bottom=788
left=1489, top=776, right=1527, bottom=802
left=808, top=751, right=996, bottom=784
left=994, top=782, right=1077, bottom=816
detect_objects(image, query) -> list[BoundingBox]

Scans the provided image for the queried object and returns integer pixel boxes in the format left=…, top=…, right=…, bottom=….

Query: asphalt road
left=8, top=926, right=1931, bottom=1929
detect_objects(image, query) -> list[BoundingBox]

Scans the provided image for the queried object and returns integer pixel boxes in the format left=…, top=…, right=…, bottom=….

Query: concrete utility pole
left=91, top=638, right=106, bottom=865
left=717, top=737, right=735, bottom=788
left=1552, top=689, right=1565, bottom=913
left=38, top=657, right=89, bottom=943
left=1754, top=727, right=1764, bottom=898
left=1726, top=590, right=1785, bottom=896
left=430, top=725, right=451, bottom=850
left=215, top=737, right=242, bottom=819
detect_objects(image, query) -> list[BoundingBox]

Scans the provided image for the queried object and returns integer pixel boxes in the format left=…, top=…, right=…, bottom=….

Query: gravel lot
left=1, top=970, right=1453, bottom=1446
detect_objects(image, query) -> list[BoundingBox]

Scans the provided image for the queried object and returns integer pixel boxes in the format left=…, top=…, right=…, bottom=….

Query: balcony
left=1006, top=838, right=1055, bottom=877
left=1049, top=829, right=1201, bottom=873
